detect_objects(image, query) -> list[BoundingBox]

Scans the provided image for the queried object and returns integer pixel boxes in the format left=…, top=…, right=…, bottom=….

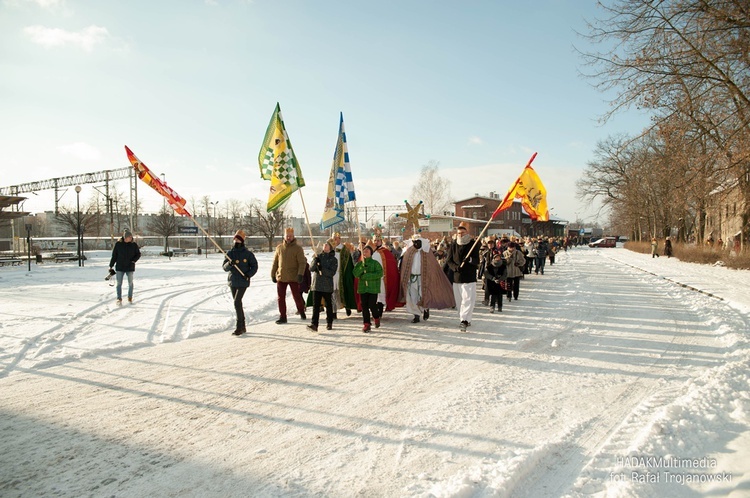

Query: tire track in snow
left=6, top=281, right=226, bottom=373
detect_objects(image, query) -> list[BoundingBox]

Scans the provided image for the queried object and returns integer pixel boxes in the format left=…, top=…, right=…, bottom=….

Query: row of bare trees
left=52, top=196, right=293, bottom=252
left=576, top=0, right=749, bottom=242
left=46, top=159, right=457, bottom=250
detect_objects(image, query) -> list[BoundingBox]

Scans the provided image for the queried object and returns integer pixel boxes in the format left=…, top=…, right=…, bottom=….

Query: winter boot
left=411, top=315, right=420, bottom=323
left=423, top=309, right=429, bottom=320
left=300, top=311, right=307, bottom=320
left=326, top=322, right=333, bottom=330
left=363, top=323, right=371, bottom=333
left=307, top=324, right=318, bottom=332
left=275, top=317, right=287, bottom=324
left=116, top=299, right=122, bottom=306
left=374, top=318, right=381, bottom=328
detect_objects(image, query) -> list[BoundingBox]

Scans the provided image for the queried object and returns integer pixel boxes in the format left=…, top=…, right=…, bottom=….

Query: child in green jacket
left=352, top=245, right=383, bottom=332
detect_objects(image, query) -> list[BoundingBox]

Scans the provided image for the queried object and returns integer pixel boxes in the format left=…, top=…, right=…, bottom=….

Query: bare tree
left=410, top=161, right=453, bottom=216
left=147, top=207, right=179, bottom=252
left=580, top=0, right=750, bottom=225
left=248, top=199, right=288, bottom=251
left=225, top=199, right=244, bottom=234
left=55, top=206, right=98, bottom=238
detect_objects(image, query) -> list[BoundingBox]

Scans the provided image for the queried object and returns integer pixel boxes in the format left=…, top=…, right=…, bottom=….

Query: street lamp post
left=75, top=185, right=82, bottom=267
left=25, top=221, right=32, bottom=272
left=210, top=201, right=219, bottom=250
left=160, top=173, right=166, bottom=212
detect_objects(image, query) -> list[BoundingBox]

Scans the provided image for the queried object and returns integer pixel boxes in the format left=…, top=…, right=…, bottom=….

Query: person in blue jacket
left=223, top=230, right=259, bottom=336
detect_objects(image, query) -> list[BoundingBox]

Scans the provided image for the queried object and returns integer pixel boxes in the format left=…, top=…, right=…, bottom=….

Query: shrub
left=623, top=241, right=750, bottom=270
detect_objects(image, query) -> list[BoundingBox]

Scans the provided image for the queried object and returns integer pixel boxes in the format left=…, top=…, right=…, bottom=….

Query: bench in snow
left=53, top=253, right=79, bottom=262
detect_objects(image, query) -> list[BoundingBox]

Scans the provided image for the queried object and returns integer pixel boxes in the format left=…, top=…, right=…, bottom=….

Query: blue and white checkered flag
left=334, top=114, right=356, bottom=203
left=321, top=113, right=356, bottom=229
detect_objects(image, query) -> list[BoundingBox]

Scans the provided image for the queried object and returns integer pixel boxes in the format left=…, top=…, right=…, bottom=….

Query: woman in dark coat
left=307, top=239, right=338, bottom=332
left=223, top=230, right=258, bottom=336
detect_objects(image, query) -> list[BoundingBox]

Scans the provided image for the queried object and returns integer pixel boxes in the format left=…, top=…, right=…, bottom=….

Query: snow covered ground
left=0, top=245, right=748, bottom=497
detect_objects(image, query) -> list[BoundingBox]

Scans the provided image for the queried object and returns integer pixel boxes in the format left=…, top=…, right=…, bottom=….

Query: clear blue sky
left=0, top=0, right=650, bottom=226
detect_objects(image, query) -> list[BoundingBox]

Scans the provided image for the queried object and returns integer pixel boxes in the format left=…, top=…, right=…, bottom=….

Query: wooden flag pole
left=296, top=189, right=317, bottom=253
left=188, top=214, right=247, bottom=278
left=459, top=218, right=493, bottom=268
left=351, top=200, right=363, bottom=243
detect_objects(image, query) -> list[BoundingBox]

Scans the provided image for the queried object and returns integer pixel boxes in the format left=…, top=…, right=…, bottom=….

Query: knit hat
left=123, top=229, right=133, bottom=239
left=457, top=221, right=469, bottom=231
left=234, top=229, right=246, bottom=243
left=285, top=227, right=294, bottom=235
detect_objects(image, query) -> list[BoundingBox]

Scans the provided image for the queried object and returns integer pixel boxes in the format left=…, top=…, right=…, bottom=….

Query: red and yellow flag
left=124, top=145, right=191, bottom=216
left=491, top=152, right=549, bottom=221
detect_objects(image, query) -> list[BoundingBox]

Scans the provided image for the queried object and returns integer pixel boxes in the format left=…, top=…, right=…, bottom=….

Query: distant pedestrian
left=109, top=229, right=141, bottom=305
left=503, top=242, right=526, bottom=302
left=307, top=239, right=338, bottom=332
left=548, top=238, right=558, bottom=264
left=651, top=237, right=660, bottom=258
left=390, top=240, right=403, bottom=263
left=352, top=244, right=383, bottom=333
left=223, top=230, right=258, bottom=336
left=664, top=237, right=673, bottom=258
left=534, top=236, right=548, bottom=275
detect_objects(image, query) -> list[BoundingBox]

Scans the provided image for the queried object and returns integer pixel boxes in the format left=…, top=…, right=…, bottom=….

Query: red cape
left=376, top=246, right=402, bottom=311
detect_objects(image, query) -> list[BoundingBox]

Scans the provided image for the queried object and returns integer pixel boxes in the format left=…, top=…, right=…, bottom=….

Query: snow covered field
left=1, top=246, right=748, bottom=497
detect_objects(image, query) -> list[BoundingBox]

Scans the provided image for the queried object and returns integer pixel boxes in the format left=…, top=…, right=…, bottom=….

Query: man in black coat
left=109, top=229, right=141, bottom=305
left=447, top=222, right=481, bottom=332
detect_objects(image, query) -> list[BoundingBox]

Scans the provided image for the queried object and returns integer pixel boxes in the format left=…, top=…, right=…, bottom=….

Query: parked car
left=589, top=237, right=617, bottom=248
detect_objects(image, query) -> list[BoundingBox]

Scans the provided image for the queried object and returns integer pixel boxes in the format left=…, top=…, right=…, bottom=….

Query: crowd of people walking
left=215, top=224, right=567, bottom=336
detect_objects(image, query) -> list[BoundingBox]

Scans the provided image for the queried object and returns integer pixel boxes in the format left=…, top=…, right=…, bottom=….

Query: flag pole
left=351, top=200, right=362, bottom=242
left=297, top=189, right=317, bottom=253
left=459, top=218, right=494, bottom=268
left=188, top=214, right=247, bottom=278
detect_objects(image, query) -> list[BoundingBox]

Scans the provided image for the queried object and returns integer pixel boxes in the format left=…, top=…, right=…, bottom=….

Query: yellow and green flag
left=258, top=103, right=305, bottom=212
left=491, top=152, right=549, bottom=221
